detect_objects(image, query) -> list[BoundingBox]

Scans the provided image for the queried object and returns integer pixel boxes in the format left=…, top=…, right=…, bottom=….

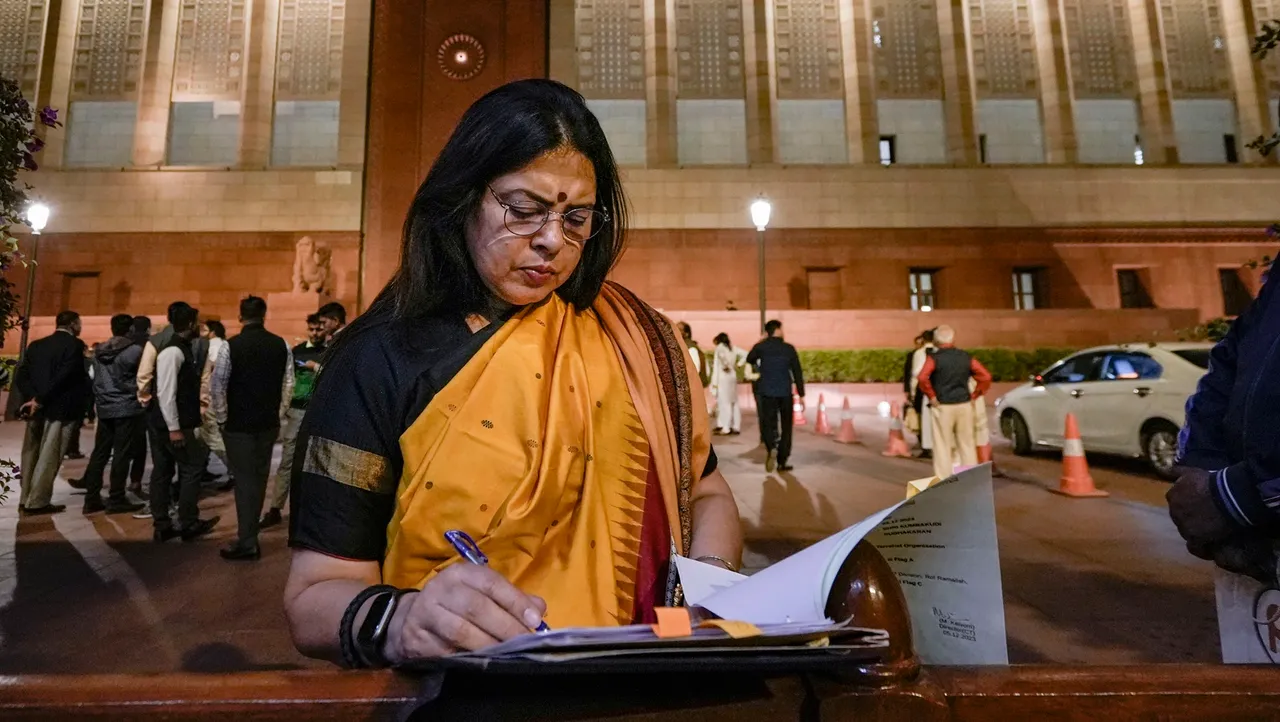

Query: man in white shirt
left=150, top=304, right=219, bottom=543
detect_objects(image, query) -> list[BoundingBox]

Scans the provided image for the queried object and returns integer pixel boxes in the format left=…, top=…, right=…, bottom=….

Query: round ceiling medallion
left=438, top=34, right=486, bottom=81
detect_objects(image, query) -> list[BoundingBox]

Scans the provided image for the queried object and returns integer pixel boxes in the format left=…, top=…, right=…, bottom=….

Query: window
left=1102, top=353, right=1162, bottom=381
left=1012, top=267, right=1044, bottom=310
left=979, top=134, right=988, bottom=164
left=1173, top=349, right=1211, bottom=369
left=879, top=135, right=896, bottom=165
left=1134, top=135, right=1144, bottom=166
left=908, top=268, right=937, bottom=311
left=1219, top=268, right=1253, bottom=317
left=1042, top=353, right=1105, bottom=384
left=1224, top=134, right=1239, bottom=164
left=1116, top=269, right=1155, bottom=309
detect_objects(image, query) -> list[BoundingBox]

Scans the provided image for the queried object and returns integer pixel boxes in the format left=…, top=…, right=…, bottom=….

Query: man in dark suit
left=746, top=319, right=806, bottom=473
left=16, top=310, right=90, bottom=514
left=211, top=296, right=294, bottom=560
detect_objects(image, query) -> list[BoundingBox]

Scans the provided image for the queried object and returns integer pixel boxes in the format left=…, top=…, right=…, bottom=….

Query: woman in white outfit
left=711, top=333, right=741, bottom=435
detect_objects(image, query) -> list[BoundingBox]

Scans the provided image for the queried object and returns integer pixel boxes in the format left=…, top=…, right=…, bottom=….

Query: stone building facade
left=3, top=0, right=1279, bottom=347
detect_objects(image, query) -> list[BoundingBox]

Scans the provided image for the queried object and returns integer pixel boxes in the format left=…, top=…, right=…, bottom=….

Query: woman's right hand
left=383, top=563, right=547, bottom=663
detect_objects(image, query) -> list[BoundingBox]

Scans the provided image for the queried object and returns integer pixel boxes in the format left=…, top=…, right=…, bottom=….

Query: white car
left=995, top=343, right=1213, bottom=479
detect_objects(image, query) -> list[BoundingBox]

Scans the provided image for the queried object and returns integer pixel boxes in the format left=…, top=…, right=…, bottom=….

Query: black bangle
left=339, top=584, right=396, bottom=669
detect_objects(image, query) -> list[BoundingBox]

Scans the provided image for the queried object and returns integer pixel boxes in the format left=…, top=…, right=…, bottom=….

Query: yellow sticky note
left=905, top=476, right=941, bottom=500
left=699, top=619, right=762, bottom=639
left=652, top=607, right=693, bottom=638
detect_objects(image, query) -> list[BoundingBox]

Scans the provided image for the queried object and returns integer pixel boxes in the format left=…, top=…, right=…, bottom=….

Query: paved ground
left=0, top=393, right=1217, bottom=673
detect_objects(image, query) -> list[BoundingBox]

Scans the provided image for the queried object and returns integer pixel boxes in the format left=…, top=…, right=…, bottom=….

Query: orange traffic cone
left=881, top=402, right=913, bottom=458
left=1051, top=412, right=1108, bottom=498
left=792, top=394, right=807, bottom=426
left=833, top=398, right=858, bottom=444
left=814, top=394, right=832, bottom=436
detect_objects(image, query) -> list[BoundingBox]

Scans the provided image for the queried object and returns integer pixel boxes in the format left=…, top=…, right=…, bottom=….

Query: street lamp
left=750, top=197, right=772, bottom=333
left=17, top=202, right=51, bottom=364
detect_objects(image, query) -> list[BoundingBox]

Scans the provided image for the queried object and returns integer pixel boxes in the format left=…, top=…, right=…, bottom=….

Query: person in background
left=677, top=322, right=710, bottom=388
left=1169, top=271, right=1280, bottom=583
left=15, top=310, right=90, bottom=515
left=747, top=319, right=805, bottom=473
left=77, top=313, right=146, bottom=515
left=711, top=333, right=741, bottom=435
left=916, top=325, right=991, bottom=479
left=150, top=303, right=219, bottom=543
left=211, top=295, right=294, bottom=561
left=198, top=319, right=233, bottom=490
left=260, top=313, right=326, bottom=529
left=908, top=329, right=936, bottom=458
left=127, top=316, right=152, bottom=501
left=135, top=302, right=192, bottom=520
left=317, top=302, right=347, bottom=342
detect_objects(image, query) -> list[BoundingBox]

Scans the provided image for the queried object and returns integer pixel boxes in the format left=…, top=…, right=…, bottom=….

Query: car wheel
left=1001, top=411, right=1032, bottom=456
left=1143, top=423, right=1180, bottom=481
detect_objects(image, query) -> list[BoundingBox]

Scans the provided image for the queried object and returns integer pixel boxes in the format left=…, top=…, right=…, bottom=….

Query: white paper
left=690, top=464, right=1006, bottom=664
left=698, top=506, right=900, bottom=625
left=673, top=556, right=746, bottom=606
left=865, top=465, right=1008, bottom=664
left=1215, top=566, right=1280, bottom=663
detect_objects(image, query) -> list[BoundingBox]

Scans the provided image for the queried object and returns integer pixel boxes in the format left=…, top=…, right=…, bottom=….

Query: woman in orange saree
left=283, top=79, right=742, bottom=667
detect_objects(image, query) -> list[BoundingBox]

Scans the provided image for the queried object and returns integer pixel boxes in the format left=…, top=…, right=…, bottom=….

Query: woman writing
left=283, top=80, right=742, bottom=667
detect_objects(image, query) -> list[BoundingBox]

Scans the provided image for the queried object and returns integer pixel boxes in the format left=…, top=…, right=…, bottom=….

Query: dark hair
left=109, top=313, right=133, bottom=337
left=170, top=304, right=199, bottom=333
left=166, top=301, right=193, bottom=324
left=206, top=319, right=226, bottom=339
left=714, top=332, right=731, bottom=347
left=317, top=302, right=346, bottom=325
left=132, top=315, right=152, bottom=331
left=240, top=295, right=267, bottom=322
left=765, top=319, right=782, bottom=336
left=306, top=313, right=321, bottom=325
left=922, top=328, right=935, bottom=343
left=55, top=310, right=79, bottom=328
left=355, top=79, right=627, bottom=332
left=677, top=321, right=692, bottom=338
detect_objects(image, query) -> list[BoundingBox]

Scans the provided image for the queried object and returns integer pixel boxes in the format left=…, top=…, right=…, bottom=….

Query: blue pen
left=444, top=529, right=551, bottom=633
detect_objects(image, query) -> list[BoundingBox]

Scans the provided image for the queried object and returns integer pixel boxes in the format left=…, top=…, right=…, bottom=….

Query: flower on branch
left=25, top=137, right=45, bottom=154
left=37, top=106, right=59, bottom=128
left=19, top=152, right=37, bottom=172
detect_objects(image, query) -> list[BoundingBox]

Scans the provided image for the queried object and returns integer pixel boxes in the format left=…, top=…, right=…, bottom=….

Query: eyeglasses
left=488, top=186, right=609, bottom=243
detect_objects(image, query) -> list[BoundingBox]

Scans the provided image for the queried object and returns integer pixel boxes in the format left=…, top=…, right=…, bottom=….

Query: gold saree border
left=302, top=435, right=395, bottom=494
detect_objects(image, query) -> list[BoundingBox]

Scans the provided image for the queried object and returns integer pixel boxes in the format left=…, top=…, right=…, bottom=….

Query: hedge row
left=700, top=348, right=1075, bottom=384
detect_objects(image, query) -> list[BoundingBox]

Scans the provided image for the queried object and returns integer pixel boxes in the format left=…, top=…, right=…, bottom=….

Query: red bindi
left=557, top=192, right=568, bottom=202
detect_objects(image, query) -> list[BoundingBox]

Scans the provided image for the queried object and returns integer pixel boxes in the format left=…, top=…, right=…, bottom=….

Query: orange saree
left=381, top=283, right=711, bottom=627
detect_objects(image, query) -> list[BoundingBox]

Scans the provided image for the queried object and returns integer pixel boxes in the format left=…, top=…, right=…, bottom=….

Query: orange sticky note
left=651, top=607, right=693, bottom=638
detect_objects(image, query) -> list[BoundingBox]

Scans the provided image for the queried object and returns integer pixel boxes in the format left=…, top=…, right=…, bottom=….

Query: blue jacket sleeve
left=1179, top=271, right=1280, bottom=529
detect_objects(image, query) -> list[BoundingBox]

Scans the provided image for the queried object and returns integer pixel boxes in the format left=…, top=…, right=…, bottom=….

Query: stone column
left=337, top=0, right=372, bottom=168
left=645, top=0, right=678, bottom=166
left=1030, top=0, right=1077, bottom=163
left=836, top=0, right=880, bottom=164
left=936, top=0, right=978, bottom=163
left=132, top=0, right=180, bottom=166
left=1221, top=0, right=1274, bottom=163
left=238, top=0, right=280, bottom=167
left=743, top=0, right=776, bottom=163
left=1127, top=0, right=1178, bottom=163
left=36, top=0, right=80, bottom=169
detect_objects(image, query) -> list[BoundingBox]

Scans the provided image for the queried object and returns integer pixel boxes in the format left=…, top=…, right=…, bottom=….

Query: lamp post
left=750, top=197, right=772, bottom=334
left=17, top=202, right=50, bottom=365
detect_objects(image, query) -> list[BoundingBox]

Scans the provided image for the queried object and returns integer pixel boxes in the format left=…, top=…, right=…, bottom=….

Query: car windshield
left=1173, top=349, right=1211, bottom=369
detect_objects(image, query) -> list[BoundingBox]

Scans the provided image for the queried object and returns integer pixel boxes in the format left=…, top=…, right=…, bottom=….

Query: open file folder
left=413, top=464, right=1003, bottom=672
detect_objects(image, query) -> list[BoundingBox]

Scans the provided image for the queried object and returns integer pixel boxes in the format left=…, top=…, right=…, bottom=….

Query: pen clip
left=444, top=530, right=489, bottom=565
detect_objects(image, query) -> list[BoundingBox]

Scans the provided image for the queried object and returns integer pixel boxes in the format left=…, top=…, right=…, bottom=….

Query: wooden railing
left=4, top=543, right=1279, bottom=720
